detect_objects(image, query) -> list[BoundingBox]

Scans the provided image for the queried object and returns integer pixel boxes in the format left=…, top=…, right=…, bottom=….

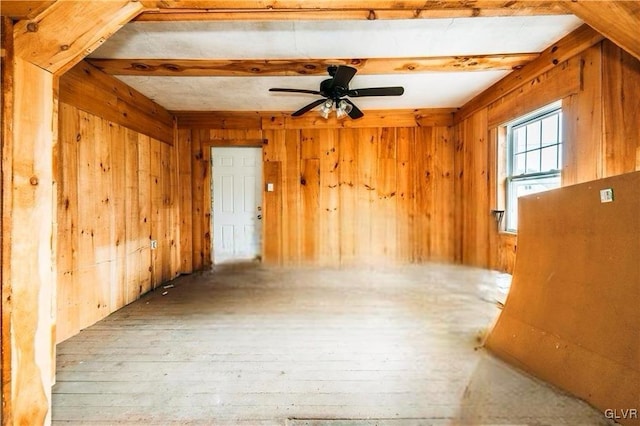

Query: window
left=505, top=102, right=562, bottom=231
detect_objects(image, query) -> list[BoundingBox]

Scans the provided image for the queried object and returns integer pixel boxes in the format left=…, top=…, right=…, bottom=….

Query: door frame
left=200, top=138, right=266, bottom=267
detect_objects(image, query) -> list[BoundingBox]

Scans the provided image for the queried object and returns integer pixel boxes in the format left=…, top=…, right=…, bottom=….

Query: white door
left=211, top=147, right=263, bottom=264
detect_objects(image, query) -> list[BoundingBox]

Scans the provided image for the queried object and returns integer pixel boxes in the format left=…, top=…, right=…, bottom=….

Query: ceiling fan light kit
left=269, top=65, right=404, bottom=120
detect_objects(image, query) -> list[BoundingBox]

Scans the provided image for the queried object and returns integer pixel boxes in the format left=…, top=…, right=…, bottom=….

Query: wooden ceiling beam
left=13, top=0, right=144, bottom=75
left=562, top=0, right=640, bottom=62
left=137, top=0, right=565, bottom=12
left=172, top=108, right=456, bottom=129
left=134, top=6, right=565, bottom=21
left=87, top=54, right=539, bottom=77
left=455, top=23, right=604, bottom=122
left=0, top=1, right=56, bottom=19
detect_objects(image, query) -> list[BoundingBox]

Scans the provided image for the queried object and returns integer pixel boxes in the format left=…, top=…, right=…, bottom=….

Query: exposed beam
left=562, top=0, right=640, bottom=62
left=88, top=54, right=539, bottom=77
left=138, top=0, right=566, bottom=12
left=135, top=5, right=566, bottom=21
left=13, top=0, right=143, bottom=75
left=0, top=1, right=55, bottom=19
left=173, top=108, right=455, bottom=129
left=455, top=23, right=604, bottom=122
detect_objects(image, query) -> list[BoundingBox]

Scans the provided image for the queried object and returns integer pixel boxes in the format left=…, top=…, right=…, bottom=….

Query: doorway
left=210, top=147, right=263, bottom=264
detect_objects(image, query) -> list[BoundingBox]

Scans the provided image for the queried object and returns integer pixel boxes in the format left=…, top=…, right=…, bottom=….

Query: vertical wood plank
left=9, top=57, right=54, bottom=425
left=414, top=127, right=432, bottom=262
left=124, top=128, right=141, bottom=304
left=56, top=103, right=79, bottom=343
left=263, top=161, right=283, bottom=264
left=191, top=130, right=205, bottom=269
left=453, top=123, right=464, bottom=263
left=0, top=18, right=14, bottom=421
left=283, top=130, right=301, bottom=265
left=202, top=141, right=212, bottom=269
left=431, top=126, right=454, bottom=261
left=150, top=138, right=162, bottom=288
left=375, top=128, right=397, bottom=264
left=301, top=159, right=320, bottom=263
left=395, top=127, right=415, bottom=264
left=562, top=44, right=603, bottom=186
left=110, top=122, right=126, bottom=313
left=137, top=134, right=152, bottom=295
left=177, top=129, right=193, bottom=273
left=338, top=129, right=358, bottom=266
left=319, top=129, right=340, bottom=266
left=356, top=129, right=377, bottom=264
left=601, top=40, right=640, bottom=177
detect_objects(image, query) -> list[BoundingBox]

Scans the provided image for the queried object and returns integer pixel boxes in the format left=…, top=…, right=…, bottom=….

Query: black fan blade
left=291, top=98, right=327, bottom=117
left=343, top=99, right=364, bottom=119
left=347, top=86, right=404, bottom=97
left=331, top=65, right=357, bottom=89
left=270, top=88, right=322, bottom=95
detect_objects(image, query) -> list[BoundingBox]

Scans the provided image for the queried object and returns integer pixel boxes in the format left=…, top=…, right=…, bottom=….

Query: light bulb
left=336, top=100, right=353, bottom=120
left=319, top=100, right=333, bottom=119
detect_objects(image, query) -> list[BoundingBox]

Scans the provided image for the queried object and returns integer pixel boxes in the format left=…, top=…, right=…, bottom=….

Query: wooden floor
left=53, top=264, right=610, bottom=425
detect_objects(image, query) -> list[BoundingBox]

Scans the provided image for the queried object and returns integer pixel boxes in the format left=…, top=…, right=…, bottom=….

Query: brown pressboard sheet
left=486, top=171, right=640, bottom=425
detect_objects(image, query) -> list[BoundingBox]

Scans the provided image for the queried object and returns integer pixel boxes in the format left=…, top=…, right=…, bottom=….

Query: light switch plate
left=266, top=183, right=274, bottom=192
left=600, top=188, right=614, bottom=203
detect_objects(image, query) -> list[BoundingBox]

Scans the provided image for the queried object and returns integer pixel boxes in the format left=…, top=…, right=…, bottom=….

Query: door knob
left=257, top=206, right=262, bottom=211
left=257, top=214, right=262, bottom=220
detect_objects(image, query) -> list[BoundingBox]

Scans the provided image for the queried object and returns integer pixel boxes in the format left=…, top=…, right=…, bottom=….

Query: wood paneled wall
left=454, top=40, right=640, bottom=273
left=56, top=62, right=179, bottom=343
left=178, top=122, right=456, bottom=267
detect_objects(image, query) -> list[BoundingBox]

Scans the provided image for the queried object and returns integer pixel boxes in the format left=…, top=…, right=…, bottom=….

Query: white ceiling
left=91, top=15, right=584, bottom=112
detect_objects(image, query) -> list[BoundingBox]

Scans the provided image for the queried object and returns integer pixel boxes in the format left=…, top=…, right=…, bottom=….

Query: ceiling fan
left=269, top=65, right=404, bottom=120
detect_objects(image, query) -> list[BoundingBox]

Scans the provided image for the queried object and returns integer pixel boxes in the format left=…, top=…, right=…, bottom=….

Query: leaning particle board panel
left=486, top=171, right=640, bottom=425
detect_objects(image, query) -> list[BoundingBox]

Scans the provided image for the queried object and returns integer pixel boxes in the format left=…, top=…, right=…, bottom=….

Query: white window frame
left=505, top=101, right=563, bottom=232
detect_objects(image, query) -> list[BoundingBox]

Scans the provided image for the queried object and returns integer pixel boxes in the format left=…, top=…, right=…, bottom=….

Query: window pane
left=505, top=102, right=563, bottom=232
left=526, top=121, right=541, bottom=151
left=514, top=126, right=527, bottom=154
left=526, top=149, right=540, bottom=173
left=514, top=153, right=526, bottom=175
left=541, top=115, right=559, bottom=147
left=541, top=145, right=558, bottom=171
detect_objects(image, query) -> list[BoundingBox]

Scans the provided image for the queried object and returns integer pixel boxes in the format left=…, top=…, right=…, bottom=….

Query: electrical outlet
left=150, top=240, right=158, bottom=250
left=600, top=188, right=614, bottom=203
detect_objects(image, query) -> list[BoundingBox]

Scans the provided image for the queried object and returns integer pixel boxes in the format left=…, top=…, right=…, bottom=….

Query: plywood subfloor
left=53, top=264, right=610, bottom=425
